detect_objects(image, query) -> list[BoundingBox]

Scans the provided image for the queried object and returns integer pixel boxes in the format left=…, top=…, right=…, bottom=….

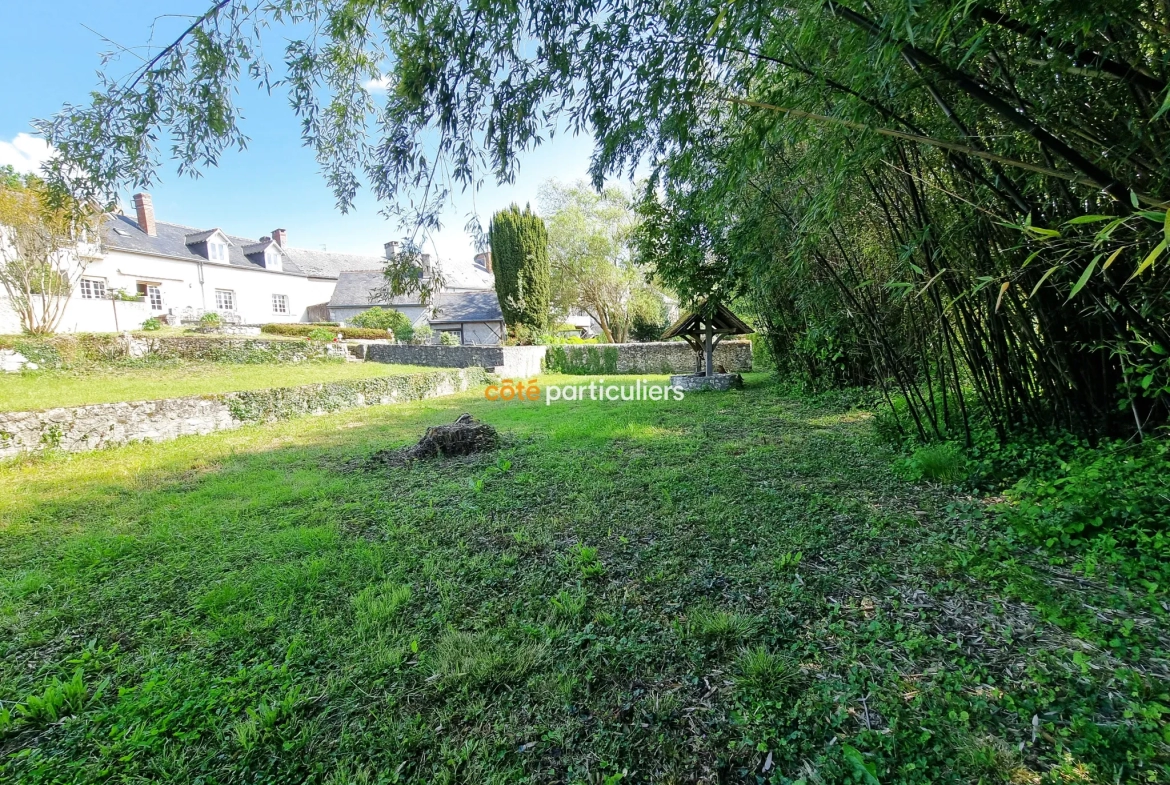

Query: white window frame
left=79, top=278, right=106, bottom=300
left=215, top=289, right=235, bottom=311
left=209, top=241, right=227, bottom=262
left=271, top=294, right=289, bottom=314
left=136, top=282, right=163, bottom=311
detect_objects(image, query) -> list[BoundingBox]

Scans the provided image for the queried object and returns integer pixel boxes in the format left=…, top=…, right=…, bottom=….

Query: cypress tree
left=489, top=203, right=550, bottom=332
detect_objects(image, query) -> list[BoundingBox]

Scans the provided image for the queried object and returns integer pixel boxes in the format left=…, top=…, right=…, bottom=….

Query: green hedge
left=545, top=345, right=619, bottom=374
left=260, top=323, right=390, bottom=340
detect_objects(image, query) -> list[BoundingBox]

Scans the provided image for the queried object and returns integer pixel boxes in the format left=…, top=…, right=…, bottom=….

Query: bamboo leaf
left=917, top=268, right=947, bottom=297
left=1029, top=265, right=1060, bottom=298
left=995, top=281, right=1010, bottom=312
left=1155, top=86, right=1170, bottom=120
left=1025, top=226, right=1061, bottom=240
left=706, top=7, right=726, bottom=39
left=1102, top=246, right=1125, bottom=271
left=1066, top=255, right=1099, bottom=301
left=1094, top=218, right=1125, bottom=243
left=1020, top=250, right=1041, bottom=269
left=1063, top=215, right=1114, bottom=225
left=1128, top=239, right=1166, bottom=282
left=1165, top=210, right=1170, bottom=245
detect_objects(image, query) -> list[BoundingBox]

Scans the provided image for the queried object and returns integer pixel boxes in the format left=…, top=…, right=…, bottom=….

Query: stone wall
left=0, top=368, right=489, bottom=459
left=0, top=333, right=343, bottom=367
left=363, top=344, right=546, bottom=378
left=546, top=340, right=752, bottom=375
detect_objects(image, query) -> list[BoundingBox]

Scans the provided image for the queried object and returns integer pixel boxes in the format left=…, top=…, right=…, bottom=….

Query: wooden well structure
left=661, top=300, right=752, bottom=377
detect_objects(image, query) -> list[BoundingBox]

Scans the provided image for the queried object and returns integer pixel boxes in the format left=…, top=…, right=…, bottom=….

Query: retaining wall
left=0, top=368, right=488, bottom=459
left=363, top=344, right=546, bottom=378
left=546, top=340, right=752, bottom=375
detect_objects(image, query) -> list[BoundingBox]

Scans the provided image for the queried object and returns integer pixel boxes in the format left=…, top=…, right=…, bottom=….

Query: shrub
left=260, top=323, right=390, bottom=340
left=349, top=306, right=413, bottom=341
left=410, top=325, right=434, bottom=345
left=199, top=312, right=222, bottom=327
left=306, top=327, right=336, bottom=342
left=140, top=317, right=161, bottom=331
left=630, top=313, right=667, bottom=342
left=439, top=331, right=460, bottom=346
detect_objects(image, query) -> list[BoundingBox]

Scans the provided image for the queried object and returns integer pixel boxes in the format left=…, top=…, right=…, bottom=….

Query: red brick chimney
left=271, top=228, right=287, bottom=247
left=133, top=193, right=156, bottom=237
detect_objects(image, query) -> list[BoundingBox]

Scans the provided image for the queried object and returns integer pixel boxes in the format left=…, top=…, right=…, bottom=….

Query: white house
left=0, top=192, right=509, bottom=341
left=0, top=192, right=397, bottom=333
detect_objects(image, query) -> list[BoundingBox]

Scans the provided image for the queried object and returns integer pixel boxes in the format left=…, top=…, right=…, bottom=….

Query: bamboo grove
left=636, top=1, right=1170, bottom=443
left=37, top=0, right=1170, bottom=442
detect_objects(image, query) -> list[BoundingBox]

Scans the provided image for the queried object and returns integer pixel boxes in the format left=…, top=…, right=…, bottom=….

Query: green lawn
left=0, top=361, right=443, bottom=411
left=0, top=375, right=1164, bottom=783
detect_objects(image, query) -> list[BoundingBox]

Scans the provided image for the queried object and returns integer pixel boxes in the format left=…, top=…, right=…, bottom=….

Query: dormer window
left=264, top=248, right=281, bottom=270
left=185, top=228, right=233, bottom=262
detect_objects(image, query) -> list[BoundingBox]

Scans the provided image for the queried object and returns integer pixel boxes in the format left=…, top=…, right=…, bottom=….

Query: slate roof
left=431, top=290, right=504, bottom=324
left=103, top=214, right=385, bottom=279
left=182, top=228, right=226, bottom=245
left=328, top=270, right=420, bottom=308
left=329, top=270, right=504, bottom=324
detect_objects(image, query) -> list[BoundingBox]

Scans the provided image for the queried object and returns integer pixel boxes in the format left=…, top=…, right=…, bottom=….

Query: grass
left=0, top=374, right=1166, bottom=783
left=0, top=360, right=443, bottom=411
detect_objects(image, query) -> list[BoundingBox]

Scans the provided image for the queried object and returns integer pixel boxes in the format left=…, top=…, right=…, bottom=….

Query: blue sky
left=0, top=1, right=613, bottom=276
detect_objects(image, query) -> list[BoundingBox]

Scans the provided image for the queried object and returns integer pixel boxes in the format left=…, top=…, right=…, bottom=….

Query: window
left=215, top=289, right=235, bottom=311
left=79, top=278, right=106, bottom=300
left=136, top=282, right=163, bottom=311
left=209, top=242, right=227, bottom=261
left=272, top=294, right=289, bottom=314
left=265, top=249, right=280, bottom=270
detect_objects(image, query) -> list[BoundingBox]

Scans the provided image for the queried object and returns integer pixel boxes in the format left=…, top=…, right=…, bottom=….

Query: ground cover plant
left=1, top=375, right=1166, bottom=783
left=0, top=360, right=440, bottom=411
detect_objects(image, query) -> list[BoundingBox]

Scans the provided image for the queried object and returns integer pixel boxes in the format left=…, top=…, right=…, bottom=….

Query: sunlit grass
left=0, top=373, right=1157, bottom=783
left=0, top=360, right=443, bottom=411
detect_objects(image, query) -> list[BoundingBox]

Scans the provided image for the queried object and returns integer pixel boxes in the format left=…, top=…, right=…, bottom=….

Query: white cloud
left=0, top=133, right=54, bottom=174
left=363, top=76, right=393, bottom=92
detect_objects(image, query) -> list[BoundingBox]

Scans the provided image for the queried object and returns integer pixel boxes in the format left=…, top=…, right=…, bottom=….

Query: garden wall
left=546, top=340, right=752, bottom=375
left=0, top=333, right=349, bottom=368
left=0, top=368, right=489, bottom=459
left=362, top=344, right=546, bottom=378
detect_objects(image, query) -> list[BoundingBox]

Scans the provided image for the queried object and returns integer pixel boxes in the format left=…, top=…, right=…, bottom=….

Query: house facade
left=1, top=193, right=392, bottom=333
left=328, top=250, right=506, bottom=345
left=0, top=192, right=506, bottom=341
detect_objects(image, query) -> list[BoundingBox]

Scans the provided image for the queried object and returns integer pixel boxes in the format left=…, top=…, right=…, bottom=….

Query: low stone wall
left=0, top=333, right=344, bottom=368
left=363, top=344, right=546, bottom=379
left=0, top=368, right=489, bottom=459
left=546, top=340, right=752, bottom=375
left=145, top=336, right=341, bottom=363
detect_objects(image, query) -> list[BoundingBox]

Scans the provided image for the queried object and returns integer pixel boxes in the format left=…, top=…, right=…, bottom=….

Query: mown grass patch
left=0, top=359, right=443, bottom=411
left=0, top=374, right=1166, bottom=783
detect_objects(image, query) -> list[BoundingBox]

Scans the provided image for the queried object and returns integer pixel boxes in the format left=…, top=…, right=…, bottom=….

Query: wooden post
left=704, top=318, right=714, bottom=376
